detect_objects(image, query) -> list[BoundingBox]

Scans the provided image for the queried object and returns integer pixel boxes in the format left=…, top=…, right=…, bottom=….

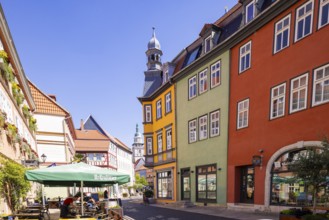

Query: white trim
left=246, top=0, right=256, bottom=23
left=237, top=99, right=249, bottom=129
left=188, top=76, right=197, bottom=100
left=294, top=0, right=314, bottom=42
left=189, top=119, right=197, bottom=143
left=290, top=73, right=308, bottom=113
left=318, top=0, right=329, bottom=29
left=198, top=115, right=208, bottom=140
left=198, top=69, right=208, bottom=94
left=274, top=14, right=291, bottom=53
left=239, top=41, right=252, bottom=73
left=211, top=60, right=221, bottom=88
left=210, top=110, right=220, bottom=137
left=270, top=83, right=286, bottom=120
left=204, top=35, right=212, bottom=54
left=312, top=63, right=329, bottom=106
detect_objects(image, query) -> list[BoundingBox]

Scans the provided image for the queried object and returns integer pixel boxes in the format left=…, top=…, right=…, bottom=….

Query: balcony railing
left=145, top=148, right=176, bottom=167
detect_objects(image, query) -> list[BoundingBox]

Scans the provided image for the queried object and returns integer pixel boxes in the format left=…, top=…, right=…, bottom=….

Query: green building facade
left=175, top=49, right=230, bottom=205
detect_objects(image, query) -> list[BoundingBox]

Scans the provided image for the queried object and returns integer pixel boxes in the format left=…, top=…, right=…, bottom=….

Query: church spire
left=146, top=27, right=163, bottom=71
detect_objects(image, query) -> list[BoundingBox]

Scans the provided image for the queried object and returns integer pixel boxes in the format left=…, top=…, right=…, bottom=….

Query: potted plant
left=28, top=117, right=37, bottom=132
left=22, top=105, right=30, bottom=119
left=279, top=208, right=312, bottom=220
left=0, top=111, right=6, bottom=128
left=6, top=123, right=17, bottom=142
left=143, top=189, right=154, bottom=204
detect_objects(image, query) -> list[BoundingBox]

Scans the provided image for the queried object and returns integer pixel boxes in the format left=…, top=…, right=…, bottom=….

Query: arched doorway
left=264, top=141, right=324, bottom=208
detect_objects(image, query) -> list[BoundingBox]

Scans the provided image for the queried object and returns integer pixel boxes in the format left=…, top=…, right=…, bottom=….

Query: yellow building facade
left=141, top=84, right=177, bottom=203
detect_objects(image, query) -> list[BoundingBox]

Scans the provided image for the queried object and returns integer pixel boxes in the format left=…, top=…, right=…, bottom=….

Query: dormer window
left=204, top=36, right=212, bottom=53
left=246, top=0, right=256, bottom=23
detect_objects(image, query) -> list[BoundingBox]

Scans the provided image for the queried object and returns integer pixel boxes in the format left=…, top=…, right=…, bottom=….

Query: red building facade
left=228, top=0, right=329, bottom=212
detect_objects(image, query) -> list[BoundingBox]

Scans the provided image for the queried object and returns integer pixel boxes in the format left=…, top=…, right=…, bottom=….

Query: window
left=156, top=100, right=162, bottom=119
left=157, top=133, right=163, bottom=153
left=204, top=36, right=211, bottom=54
left=319, top=0, right=329, bottom=29
left=210, top=110, right=220, bottom=137
left=290, top=73, right=308, bottom=113
left=189, top=76, right=197, bottom=99
left=271, top=83, right=286, bottom=119
left=199, top=69, right=208, bottom=94
left=211, top=61, right=221, bottom=88
left=184, top=46, right=201, bottom=67
left=274, top=14, right=291, bottom=53
left=239, top=41, right=251, bottom=73
left=313, top=64, right=329, bottom=106
left=88, top=153, right=94, bottom=161
left=246, top=1, right=255, bottom=23
left=146, top=137, right=153, bottom=155
left=197, top=165, right=217, bottom=202
left=237, top=99, right=249, bottom=129
left=166, top=129, right=172, bottom=150
left=295, top=0, right=314, bottom=41
left=157, top=171, right=172, bottom=199
left=145, top=105, right=152, bottom=123
left=165, top=92, right=171, bottom=113
left=96, top=153, right=102, bottom=161
left=199, top=115, right=208, bottom=140
left=189, top=119, right=197, bottom=143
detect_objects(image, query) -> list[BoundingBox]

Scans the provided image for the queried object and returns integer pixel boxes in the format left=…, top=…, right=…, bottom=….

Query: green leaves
left=0, top=157, right=31, bottom=212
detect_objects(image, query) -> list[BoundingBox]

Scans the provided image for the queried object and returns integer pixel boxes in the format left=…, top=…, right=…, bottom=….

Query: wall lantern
left=41, top=153, right=47, bottom=163
left=252, top=149, right=264, bottom=168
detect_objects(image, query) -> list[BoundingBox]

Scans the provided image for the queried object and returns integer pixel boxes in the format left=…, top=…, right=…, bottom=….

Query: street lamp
left=41, top=153, right=47, bottom=163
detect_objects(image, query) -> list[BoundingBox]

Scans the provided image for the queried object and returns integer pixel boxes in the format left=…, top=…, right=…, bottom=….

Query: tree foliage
left=133, top=174, right=148, bottom=190
left=289, top=139, right=329, bottom=213
left=0, top=157, right=31, bottom=213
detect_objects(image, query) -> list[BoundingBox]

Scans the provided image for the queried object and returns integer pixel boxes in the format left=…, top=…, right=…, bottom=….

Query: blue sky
left=0, top=0, right=236, bottom=147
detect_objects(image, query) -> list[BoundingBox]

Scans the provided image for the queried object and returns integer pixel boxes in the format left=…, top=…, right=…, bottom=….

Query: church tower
left=132, top=124, right=144, bottom=163
left=142, top=28, right=164, bottom=97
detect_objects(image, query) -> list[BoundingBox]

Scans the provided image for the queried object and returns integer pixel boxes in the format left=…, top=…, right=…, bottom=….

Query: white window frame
left=274, top=14, right=291, bottom=53
left=210, top=110, right=220, bottom=137
left=199, top=69, right=208, bottom=94
left=246, top=0, right=256, bottom=23
left=319, top=0, right=329, bottom=29
left=237, top=99, right=249, bottom=129
left=295, top=0, right=314, bottom=42
left=157, top=133, right=163, bottom=153
left=188, top=119, right=197, bottom=143
left=239, top=41, right=252, bottom=73
left=270, top=83, right=286, bottom=119
left=166, top=129, right=172, bottom=150
left=189, top=76, right=197, bottom=100
left=290, top=73, right=308, bottom=113
left=165, top=92, right=171, bottom=113
left=211, top=60, right=221, bottom=88
left=199, top=115, right=208, bottom=140
left=204, top=36, right=211, bottom=54
left=145, top=105, right=152, bottom=123
left=312, top=63, right=329, bottom=106
left=156, top=100, right=162, bottom=119
left=146, top=137, right=153, bottom=155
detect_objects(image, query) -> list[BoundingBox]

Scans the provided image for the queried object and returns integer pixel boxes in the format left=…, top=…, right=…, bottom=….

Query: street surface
left=122, top=199, right=238, bottom=220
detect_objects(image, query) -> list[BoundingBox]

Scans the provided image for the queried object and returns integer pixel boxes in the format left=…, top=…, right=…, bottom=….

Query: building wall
left=116, top=147, right=134, bottom=186
left=228, top=0, right=329, bottom=207
left=142, top=84, right=177, bottom=203
left=176, top=50, right=230, bottom=204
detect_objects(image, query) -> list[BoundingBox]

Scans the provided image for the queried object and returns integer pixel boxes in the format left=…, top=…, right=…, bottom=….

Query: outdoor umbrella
left=25, top=162, right=130, bottom=215
left=25, top=162, right=130, bottom=187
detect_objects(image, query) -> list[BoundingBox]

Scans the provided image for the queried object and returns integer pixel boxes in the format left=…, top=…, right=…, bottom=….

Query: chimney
left=80, top=119, right=84, bottom=131
left=48, top=94, right=57, bottom=101
left=224, top=6, right=228, bottom=13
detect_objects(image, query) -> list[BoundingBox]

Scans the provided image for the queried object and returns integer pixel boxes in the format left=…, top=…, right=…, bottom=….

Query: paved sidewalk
left=149, top=203, right=280, bottom=220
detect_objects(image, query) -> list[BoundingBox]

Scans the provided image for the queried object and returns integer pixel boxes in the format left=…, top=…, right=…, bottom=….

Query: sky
left=0, top=0, right=236, bottom=147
